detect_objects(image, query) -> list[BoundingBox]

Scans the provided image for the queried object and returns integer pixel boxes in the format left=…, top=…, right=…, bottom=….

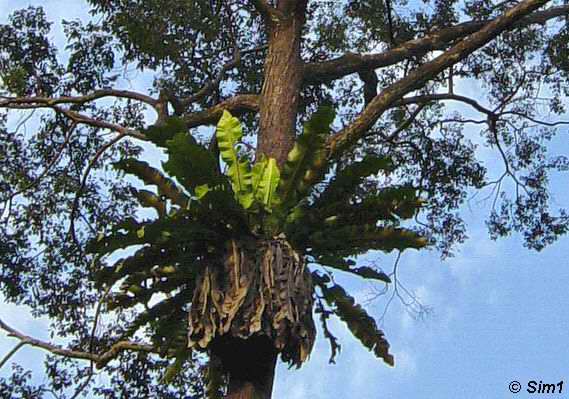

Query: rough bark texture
left=190, top=2, right=311, bottom=398
left=257, top=1, right=308, bottom=168
left=188, top=237, right=315, bottom=398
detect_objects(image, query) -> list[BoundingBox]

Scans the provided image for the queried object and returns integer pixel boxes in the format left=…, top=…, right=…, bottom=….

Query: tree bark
left=218, top=3, right=309, bottom=398
left=213, top=336, right=278, bottom=399
left=188, top=236, right=315, bottom=399
left=257, top=1, right=307, bottom=168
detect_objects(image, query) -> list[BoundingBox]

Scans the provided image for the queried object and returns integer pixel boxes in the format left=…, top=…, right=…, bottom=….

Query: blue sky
left=1, top=2, right=568, bottom=398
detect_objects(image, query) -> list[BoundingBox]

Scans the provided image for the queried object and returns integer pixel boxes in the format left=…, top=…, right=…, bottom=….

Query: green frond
left=319, top=187, right=423, bottom=225
left=314, top=255, right=391, bottom=283
left=95, top=245, right=159, bottom=286
left=251, top=155, right=281, bottom=212
left=308, top=225, right=428, bottom=258
left=132, top=188, right=167, bottom=218
left=86, top=217, right=145, bottom=256
left=115, top=159, right=190, bottom=207
left=162, top=131, right=221, bottom=193
left=315, top=155, right=393, bottom=207
left=119, top=289, right=193, bottom=340
left=142, top=117, right=188, bottom=148
left=216, top=110, right=253, bottom=208
left=277, top=106, right=335, bottom=212
left=89, top=214, right=224, bottom=315
left=313, top=272, right=394, bottom=366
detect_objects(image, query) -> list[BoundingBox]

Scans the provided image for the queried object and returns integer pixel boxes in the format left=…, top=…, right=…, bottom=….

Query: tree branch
left=358, top=70, right=379, bottom=107
left=303, top=5, right=569, bottom=85
left=182, top=94, right=260, bottom=128
left=398, top=93, right=569, bottom=127
left=326, top=0, right=552, bottom=159
left=0, top=341, right=27, bottom=370
left=384, top=104, right=427, bottom=143
left=501, top=111, right=569, bottom=127
left=0, top=89, right=158, bottom=109
left=398, top=93, right=496, bottom=117
left=0, top=317, right=157, bottom=369
left=0, top=101, right=146, bottom=140
left=178, top=46, right=267, bottom=110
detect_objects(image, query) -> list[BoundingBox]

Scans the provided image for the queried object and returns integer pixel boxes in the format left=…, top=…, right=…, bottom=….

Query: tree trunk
left=213, top=336, right=278, bottom=399
left=257, top=1, right=308, bottom=168
left=204, top=3, right=310, bottom=398
left=187, top=238, right=315, bottom=399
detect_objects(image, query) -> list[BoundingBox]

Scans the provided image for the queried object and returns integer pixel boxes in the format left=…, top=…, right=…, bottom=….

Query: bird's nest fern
left=88, top=107, right=427, bottom=390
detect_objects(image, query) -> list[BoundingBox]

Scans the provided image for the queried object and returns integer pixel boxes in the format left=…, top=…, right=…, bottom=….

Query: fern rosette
left=88, top=108, right=427, bottom=388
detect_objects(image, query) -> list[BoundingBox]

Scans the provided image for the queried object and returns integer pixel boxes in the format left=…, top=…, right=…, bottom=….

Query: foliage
left=85, top=110, right=425, bottom=383
left=313, top=273, right=394, bottom=366
left=0, top=1, right=568, bottom=396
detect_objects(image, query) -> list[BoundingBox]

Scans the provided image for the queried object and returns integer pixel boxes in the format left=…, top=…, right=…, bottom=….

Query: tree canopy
left=1, top=0, right=568, bottom=398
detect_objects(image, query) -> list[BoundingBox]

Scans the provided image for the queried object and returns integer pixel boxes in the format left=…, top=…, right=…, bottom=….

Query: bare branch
left=0, top=89, right=158, bottom=109
left=182, top=94, right=260, bottom=128
left=326, top=0, right=552, bottom=159
left=69, top=133, right=128, bottom=245
left=70, top=373, right=93, bottom=399
left=179, top=46, right=267, bottom=110
left=0, top=317, right=157, bottom=368
left=66, top=287, right=111, bottom=399
left=398, top=93, right=569, bottom=127
left=398, top=93, right=496, bottom=117
left=0, top=101, right=146, bottom=140
left=0, top=341, right=27, bottom=370
left=501, top=111, right=569, bottom=127
left=303, top=5, right=569, bottom=85
left=385, top=104, right=427, bottom=143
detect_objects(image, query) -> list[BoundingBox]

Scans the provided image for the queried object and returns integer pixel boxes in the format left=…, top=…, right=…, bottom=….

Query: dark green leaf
left=314, top=272, right=394, bottom=366
left=314, top=255, right=391, bottom=283
left=278, top=106, right=335, bottom=211
left=163, top=132, right=221, bottom=193
left=115, top=159, right=190, bottom=207
left=143, top=117, right=188, bottom=148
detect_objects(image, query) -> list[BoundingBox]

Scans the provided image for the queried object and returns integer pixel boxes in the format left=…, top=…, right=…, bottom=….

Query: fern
left=251, top=155, right=281, bottom=212
left=277, top=106, right=335, bottom=212
left=313, top=272, right=394, bottom=366
left=216, top=110, right=253, bottom=208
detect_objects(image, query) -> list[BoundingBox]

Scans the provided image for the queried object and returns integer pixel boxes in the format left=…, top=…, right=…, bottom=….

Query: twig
left=179, top=45, right=267, bottom=109
left=0, top=341, right=27, bottom=370
left=398, top=93, right=496, bottom=117
left=1, top=102, right=146, bottom=140
left=69, top=134, right=127, bottom=246
left=69, top=286, right=110, bottom=399
left=382, top=104, right=427, bottom=143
